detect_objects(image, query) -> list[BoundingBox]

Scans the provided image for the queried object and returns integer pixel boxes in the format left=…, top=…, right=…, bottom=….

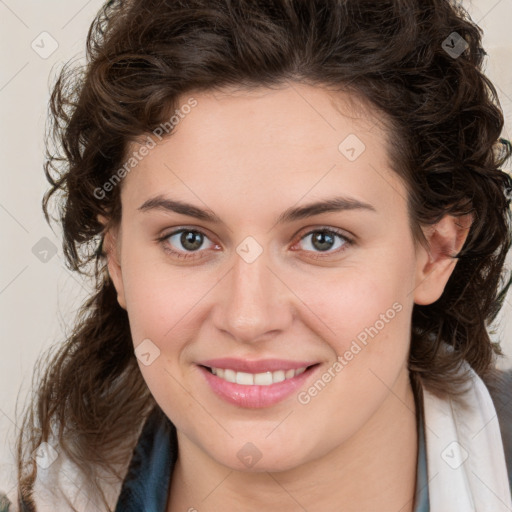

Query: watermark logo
left=236, top=236, right=263, bottom=264
left=32, top=442, right=59, bottom=469
left=442, top=32, right=469, bottom=59
left=32, top=237, right=58, bottom=263
left=338, top=134, right=366, bottom=162
left=441, top=441, right=469, bottom=469
left=237, top=442, right=263, bottom=468
left=31, top=31, right=59, bottom=59
left=135, top=338, right=161, bottom=366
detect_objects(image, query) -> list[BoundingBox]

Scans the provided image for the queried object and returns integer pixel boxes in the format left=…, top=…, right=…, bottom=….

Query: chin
left=205, top=441, right=311, bottom=474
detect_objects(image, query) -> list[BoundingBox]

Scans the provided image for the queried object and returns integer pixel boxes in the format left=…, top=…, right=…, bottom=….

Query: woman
left=2, top=0, right=512, bottom=510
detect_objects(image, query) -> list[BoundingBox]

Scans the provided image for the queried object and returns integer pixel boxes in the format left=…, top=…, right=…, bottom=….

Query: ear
left=413, top=212, right=473, bottom=305
left=98, top=215, right=127, bottom=310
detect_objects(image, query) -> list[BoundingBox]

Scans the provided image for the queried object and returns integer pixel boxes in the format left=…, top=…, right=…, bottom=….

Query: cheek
left=120, top=255, right=204, bottom=420
left=292, top=268, right=414, bottom=448
left=297, top=254, right=415, bottom=354
left=119, top=247, right=204, bottom=343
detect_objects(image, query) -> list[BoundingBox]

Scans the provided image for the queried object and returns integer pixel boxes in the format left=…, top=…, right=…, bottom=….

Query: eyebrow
left=138, top=194, right=377, bottom=224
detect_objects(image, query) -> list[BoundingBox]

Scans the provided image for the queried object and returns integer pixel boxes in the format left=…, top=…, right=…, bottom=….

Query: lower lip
left=198, top=364, right=319, bottom=408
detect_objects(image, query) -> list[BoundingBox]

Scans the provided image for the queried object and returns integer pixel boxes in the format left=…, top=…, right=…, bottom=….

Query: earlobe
left=99, top=219, right=127, bottom=310
left=413, top=212, right=473, bottom=306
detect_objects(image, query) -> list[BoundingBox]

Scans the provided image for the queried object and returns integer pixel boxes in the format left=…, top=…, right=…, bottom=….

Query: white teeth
left=254, top=372, right=273, bottom=385
left=236, top=371, right=254, bottom=385
left=273, top=370, right=286, bottom=383
left=210, top=366, right=309, bottom=386
left=224, top=369, right=236, bottom=383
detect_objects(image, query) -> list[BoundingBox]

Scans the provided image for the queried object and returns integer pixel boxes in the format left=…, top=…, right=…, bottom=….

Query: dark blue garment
left=113, top=403, right=430, bottom=512
left=415, top=389, right=430, bottom=512
left=114, top=406, right=178, bottom=512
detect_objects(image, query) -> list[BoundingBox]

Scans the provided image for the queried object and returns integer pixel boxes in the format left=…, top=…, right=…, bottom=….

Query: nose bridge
left=234, top=238, right=270, bottom=295
left=216, top=236, right=289, bottom=342
left=232, top=242, right=272, bottom=320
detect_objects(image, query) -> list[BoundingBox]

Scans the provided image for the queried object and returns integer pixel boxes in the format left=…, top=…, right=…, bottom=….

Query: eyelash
left=157, top=226, right=354, bottom=261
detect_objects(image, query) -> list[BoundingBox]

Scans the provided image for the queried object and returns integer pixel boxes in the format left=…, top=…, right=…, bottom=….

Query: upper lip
left=198, top=358, right=318, bottom=373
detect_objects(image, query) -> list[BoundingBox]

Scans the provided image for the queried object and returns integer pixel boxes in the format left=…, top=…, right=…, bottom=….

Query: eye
left=158, top=228, right=217, bottom=260
left=157, top=226, right=354, bottom=261
left=293, top=228, right=353, bottom=258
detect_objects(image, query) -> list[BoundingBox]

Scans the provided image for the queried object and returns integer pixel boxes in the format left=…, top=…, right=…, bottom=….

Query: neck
left=167, top=367, right=419, bottom=512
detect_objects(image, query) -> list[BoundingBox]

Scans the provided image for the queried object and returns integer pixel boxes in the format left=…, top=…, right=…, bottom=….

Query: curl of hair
left=14, top=0, right=512, bottom=509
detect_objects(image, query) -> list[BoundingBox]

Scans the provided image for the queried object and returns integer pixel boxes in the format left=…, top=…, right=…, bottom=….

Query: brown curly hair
left=13, top=0, right=512, bottom=509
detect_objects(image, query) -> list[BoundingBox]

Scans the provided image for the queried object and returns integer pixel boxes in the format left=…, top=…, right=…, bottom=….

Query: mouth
left=196, top=361, right=322, bottom=408
left=200, top=364, right=319, bottom=386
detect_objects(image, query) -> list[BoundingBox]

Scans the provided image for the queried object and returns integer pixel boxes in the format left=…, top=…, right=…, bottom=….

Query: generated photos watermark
left=93, top=97, right=198, bottom=200
left=297, top=301, right=403, bottom=405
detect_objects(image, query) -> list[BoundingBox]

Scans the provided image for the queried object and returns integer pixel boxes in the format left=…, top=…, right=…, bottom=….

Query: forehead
left=164, top=84, right=389, bottom=161
left=120, top=84, right=408, bottom=224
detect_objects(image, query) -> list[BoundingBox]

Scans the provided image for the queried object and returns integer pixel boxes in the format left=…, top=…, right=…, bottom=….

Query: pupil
left=313, top=232, right=334, bottom=252
left=182, top=231, right=202, bottom=251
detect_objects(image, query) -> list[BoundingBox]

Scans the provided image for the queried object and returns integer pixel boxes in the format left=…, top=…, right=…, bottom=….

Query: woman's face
left=105, top=84, right=458, bottom=472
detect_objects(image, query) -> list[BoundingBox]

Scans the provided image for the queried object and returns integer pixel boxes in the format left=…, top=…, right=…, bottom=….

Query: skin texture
left=103, top=83, right=472, bottom=511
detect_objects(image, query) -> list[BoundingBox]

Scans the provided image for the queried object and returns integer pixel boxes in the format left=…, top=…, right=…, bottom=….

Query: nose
left=212, top=241, right=293, bottom=344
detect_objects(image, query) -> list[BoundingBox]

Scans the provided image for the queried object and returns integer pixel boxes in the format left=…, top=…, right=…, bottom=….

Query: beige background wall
left=1, top=0, right=511, bottom=493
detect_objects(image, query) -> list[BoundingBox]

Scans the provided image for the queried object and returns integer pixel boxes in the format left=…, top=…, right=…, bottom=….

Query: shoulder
left=484, top=367, right=512, bottom=434
left=0, top=413, right=152, bottom=512
left=0, top=449, right=128, bottom=512
left=483, top=367, right=512, bottom=484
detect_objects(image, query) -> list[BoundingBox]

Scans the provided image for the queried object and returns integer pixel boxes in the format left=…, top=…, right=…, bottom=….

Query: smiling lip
left=198, top=358, right=317, bottom=373
left=197, top=358, right=320, bottom=408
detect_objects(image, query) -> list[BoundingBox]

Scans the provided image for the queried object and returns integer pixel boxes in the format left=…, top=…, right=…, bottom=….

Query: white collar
left=422, top=363, right=512, bottom=511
